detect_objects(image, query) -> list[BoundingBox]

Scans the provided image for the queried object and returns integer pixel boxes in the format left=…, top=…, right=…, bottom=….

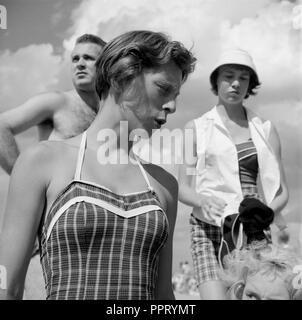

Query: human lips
left=76, top=71, right=87, bottom=76
left=228, top=90, right=240, bottom=95
left=154, top=118, right=166, bottom=129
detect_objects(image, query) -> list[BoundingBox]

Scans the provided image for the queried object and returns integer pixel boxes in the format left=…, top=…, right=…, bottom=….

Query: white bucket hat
left=210, top=48, right=260, bottom=86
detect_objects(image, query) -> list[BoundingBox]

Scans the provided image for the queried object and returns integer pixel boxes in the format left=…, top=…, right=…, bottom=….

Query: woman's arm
left=178, top=120, right=201, bottom=207
left=178, top=120, right=226, bottom=222
left=154, top=172, right=178, bottom=300
left=268, top=124, right=289, bottom=232
left=0, top=143, right=51, bottom=299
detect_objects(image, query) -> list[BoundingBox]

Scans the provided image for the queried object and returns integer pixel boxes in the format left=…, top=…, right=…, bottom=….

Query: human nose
left=231, top=78, right=240, bottom=89
left=163, top=100, right=176, bottom=114
left=76, top=57, right=86, bottom=69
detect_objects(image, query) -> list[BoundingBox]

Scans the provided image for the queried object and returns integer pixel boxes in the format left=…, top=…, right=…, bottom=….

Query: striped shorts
left=190, top=214, right=222, bottom=286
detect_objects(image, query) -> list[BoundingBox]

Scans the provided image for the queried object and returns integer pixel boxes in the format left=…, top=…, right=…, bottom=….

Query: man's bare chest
left=39, top=105, right=97, bottom=141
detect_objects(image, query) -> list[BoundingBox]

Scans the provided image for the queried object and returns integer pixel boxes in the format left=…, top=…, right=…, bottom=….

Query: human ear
left=227, top=265, right=249, bottom=300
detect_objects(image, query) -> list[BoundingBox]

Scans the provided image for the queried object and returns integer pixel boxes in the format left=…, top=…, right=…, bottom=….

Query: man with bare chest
left=0, top=34, right=106, bottom=299
left=0, top=33, right=106, bottom=174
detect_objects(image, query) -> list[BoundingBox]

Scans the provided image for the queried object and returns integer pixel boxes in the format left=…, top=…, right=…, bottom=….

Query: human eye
left=245, top=291, right=260, bottom=300
left=157, top=83, right=171, bottom=95
left=83, top=54, right=95, bottom=61
left=240, top=76, right=249, bottom=81
left=72, top=55, right=79, bottom=63
left=223, top=73, right=233, bottom=79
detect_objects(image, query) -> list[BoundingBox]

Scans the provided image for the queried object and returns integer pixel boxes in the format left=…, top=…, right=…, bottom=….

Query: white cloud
left=219, top=1, right=302, bottom=98
left=60, top=0, right=302, bottom=142
left=0, top=44, right=62, bottom=110
left=64, top=0, right=298, bottom=76
left=1, top=0, right=299, bottom=111
left=65, top=0, right=273, bottom=43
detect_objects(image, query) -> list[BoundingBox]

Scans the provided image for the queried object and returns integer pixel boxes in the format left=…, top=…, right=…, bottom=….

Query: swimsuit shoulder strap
left=74, top=131, right=87, bottom=180
left=134, top=154, right=154, bottom=193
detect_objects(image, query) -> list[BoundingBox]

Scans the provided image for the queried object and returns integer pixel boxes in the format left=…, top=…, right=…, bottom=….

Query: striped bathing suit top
left=39, top=131, right=169, bottom=300
left=235, top=139, right=260, bottom=199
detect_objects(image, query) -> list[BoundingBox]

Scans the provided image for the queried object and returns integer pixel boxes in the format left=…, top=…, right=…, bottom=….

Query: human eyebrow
left=155, top=80, right=180, bottom=96
left=82, top=54, right=97, bottom=60
left=240, top=72, right=250, bottom=78
left=221, top=71, right=235, bottom=78
left=221, top=68, right=234, bottom=74
left=71, top=53, right=96, bottom=62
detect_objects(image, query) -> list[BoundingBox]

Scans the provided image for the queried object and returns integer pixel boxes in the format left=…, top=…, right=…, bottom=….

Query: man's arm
left=0, top=92, right=64, bottom=174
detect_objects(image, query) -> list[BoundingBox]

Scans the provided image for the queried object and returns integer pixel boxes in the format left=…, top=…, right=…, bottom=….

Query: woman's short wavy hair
left=95, top=30, right=196, bottom=100
left=220, top=243, right=302, bottom=300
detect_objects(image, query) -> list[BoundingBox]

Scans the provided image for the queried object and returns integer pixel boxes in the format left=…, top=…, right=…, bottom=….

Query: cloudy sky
left=0, top=0, right=301, bottom=266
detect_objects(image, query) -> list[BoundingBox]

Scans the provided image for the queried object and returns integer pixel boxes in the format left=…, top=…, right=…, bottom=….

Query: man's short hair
left=75, top=34, right=106, bottom=48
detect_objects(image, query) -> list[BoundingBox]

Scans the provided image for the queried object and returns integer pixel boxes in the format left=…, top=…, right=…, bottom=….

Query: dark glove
left=238, top=198, right=274, bottom=243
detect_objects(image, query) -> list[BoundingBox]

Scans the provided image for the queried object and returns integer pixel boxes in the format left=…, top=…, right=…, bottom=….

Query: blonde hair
left=220, top=243, right=302, bottom=299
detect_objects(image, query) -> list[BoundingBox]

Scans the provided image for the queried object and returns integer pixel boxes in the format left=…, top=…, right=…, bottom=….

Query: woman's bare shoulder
left=146, top=164, right=178, bottom=227
left=13, top=139, right=79, bottom=176
left=144, top=163, right=178, bottom=199
left=27, top=140, right=73, bottom=158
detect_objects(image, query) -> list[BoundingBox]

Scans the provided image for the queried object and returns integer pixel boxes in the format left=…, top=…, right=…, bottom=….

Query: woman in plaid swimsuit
left=178, top=49, right=289, bottom=299
left=0, top=30, right=196, bottom=300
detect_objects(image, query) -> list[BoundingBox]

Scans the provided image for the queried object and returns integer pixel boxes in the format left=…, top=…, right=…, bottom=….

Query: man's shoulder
left=34, top=90, right=67, bottom=105
left=61, top=90, right=84, bottom=105
left=37, top=89, right=84, bottom=111
left=20, top=91, right=69, bottom=117
left=52, top=90, right=89, bottom=114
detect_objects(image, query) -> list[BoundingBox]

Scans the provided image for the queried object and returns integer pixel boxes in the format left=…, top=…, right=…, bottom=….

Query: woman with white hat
left=178, top=48, right=289, bottom=299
